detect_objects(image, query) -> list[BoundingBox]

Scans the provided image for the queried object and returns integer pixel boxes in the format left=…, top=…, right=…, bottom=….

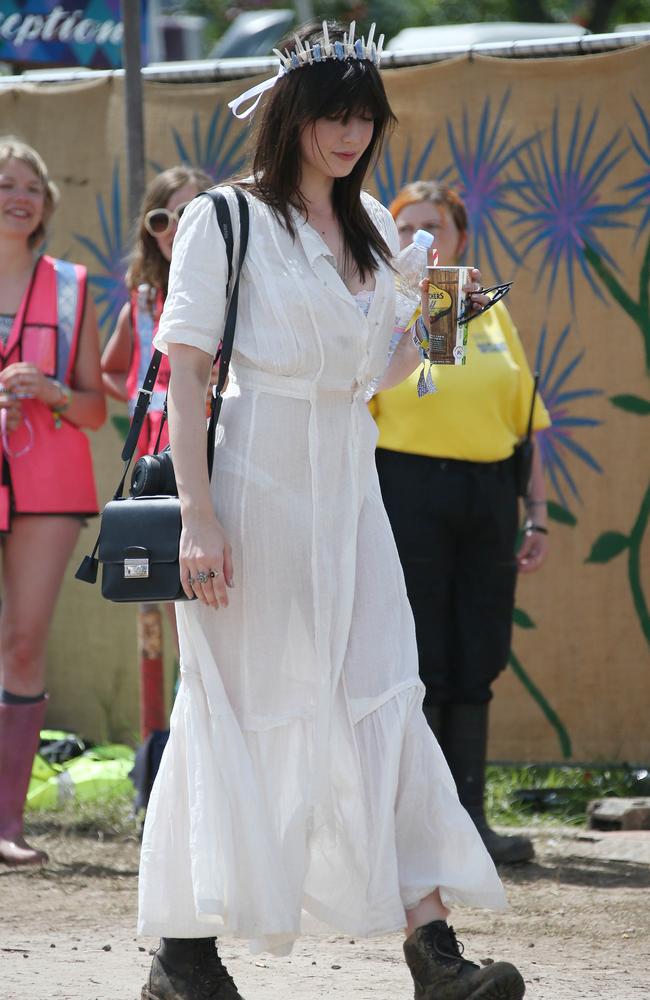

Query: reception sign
left=0, top=1, right=148, bottom=68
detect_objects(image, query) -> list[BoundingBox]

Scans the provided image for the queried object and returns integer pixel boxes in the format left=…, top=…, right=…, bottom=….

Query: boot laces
left=444, top=926, right=465, bottom=959
left=192, top=944, right=237, bottom=996
left=425, top=923, right=466, bottom=963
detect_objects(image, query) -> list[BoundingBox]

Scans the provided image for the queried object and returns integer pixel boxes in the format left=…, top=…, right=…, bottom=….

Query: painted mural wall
left=1, top=42, right=648, bottom=760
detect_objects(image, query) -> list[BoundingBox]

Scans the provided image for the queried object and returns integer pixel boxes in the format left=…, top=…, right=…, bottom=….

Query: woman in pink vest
left=0, top=137, right=105, bottom=866
left=101, top=165, right=213, bottom=458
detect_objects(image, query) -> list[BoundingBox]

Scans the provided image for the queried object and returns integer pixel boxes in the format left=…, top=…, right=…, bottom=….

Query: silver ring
left=196, top=570, right=210, bottom=584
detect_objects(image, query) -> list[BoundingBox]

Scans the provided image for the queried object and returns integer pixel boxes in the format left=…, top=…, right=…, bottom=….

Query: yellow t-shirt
left=371, top=301, right=551, bottom=462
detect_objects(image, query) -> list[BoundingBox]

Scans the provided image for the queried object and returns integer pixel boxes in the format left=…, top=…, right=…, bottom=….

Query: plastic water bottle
left=394, top=228, right=435, bottom=332
left=365, top=229, right=435, bottom=401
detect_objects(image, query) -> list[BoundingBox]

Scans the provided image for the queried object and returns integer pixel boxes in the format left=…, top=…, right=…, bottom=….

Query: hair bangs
left=306, top=59, right=391, bottom=127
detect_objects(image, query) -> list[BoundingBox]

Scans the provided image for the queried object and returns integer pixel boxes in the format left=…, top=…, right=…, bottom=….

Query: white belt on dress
left=229, top=365, right=368, bottom=402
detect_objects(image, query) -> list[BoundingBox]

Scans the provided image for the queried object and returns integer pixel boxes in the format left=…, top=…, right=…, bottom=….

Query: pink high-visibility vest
left=0, top=255, right=98, bottom=530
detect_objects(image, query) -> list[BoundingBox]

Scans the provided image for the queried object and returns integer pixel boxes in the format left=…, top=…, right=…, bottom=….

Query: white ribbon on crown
left=227, top=21, right=384, bottom=120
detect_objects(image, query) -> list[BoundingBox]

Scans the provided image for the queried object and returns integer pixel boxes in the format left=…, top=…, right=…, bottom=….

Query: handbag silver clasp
left=124, top=558, right=149, bottom=579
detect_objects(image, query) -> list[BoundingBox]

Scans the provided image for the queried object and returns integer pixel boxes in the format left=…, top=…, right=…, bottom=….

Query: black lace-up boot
left=141, top=937, right=245, bottom=1000
left=404, top=920, right=525, bottom=1000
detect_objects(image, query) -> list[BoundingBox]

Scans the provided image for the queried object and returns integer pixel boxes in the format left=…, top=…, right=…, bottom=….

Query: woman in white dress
left=139, top=21, right=526, bottom=1000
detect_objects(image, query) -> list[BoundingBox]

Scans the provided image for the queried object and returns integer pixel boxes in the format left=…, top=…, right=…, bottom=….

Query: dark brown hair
left=126, top=165, right=213, bottom=294
left=389, top=181, right=469, bottom=234
left=244, top=21, right=397, bottom=280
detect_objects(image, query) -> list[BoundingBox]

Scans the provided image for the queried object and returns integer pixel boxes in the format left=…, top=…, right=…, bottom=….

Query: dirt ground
left=1, top=824, right=649, bottom=1000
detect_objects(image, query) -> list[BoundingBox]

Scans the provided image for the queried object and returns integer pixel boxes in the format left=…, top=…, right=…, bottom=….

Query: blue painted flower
left=152, top=105, right=248, bottom=183
left=511, top=106, right=630, bottom=305
left=443, top=91, right=535, bottom=277
left=621, top=97, right=650, bottom=238
left=534, top=323, right=604, bottom=508
left=74, top=162, right=129, bottom=336
left=372, top=132, right=439, bottom=207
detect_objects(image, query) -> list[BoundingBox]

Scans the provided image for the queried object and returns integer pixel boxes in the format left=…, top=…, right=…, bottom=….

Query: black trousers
left=376, top=448, right=519, bottom=706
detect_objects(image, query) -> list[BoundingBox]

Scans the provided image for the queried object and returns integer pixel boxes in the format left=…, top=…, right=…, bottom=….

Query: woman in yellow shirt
left=372, top=181, right=550, bottom=864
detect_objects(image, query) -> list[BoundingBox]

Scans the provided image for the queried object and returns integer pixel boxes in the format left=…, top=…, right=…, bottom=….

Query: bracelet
left=51, top=379, right=72, bottom=412
left=523, top=522, right=549, bottom=535
left=525, top=499, right=547, bottom=508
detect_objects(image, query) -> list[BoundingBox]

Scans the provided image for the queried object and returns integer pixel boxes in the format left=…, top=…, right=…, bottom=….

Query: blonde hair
left=126, top=165, right=214, bottom=294
left=0, top=136, right=59, bottom=249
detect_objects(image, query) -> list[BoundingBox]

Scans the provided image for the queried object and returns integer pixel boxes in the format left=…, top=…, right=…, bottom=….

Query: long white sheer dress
left=138, top=186, right=506, bottom=956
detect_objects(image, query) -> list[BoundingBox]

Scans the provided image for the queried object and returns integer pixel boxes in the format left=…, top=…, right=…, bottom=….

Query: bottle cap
left=413, top=229, right=434, bottom=250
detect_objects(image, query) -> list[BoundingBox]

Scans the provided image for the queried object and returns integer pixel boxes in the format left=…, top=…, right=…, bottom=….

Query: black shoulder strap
left=204, top=188, right=250, bottom=472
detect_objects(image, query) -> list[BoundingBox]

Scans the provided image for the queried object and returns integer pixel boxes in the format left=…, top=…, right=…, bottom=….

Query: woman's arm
left=101, top=302, right=132, bottom=402
left=167, top=342, right=233, bottom=608
left=66, top=294, right=106, bottom=429
left=375, top=329, right=421, bottom=391
left=517, top=435, right=549, bottom=574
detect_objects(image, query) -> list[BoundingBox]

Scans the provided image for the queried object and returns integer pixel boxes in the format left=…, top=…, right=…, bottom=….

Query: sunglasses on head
left=144, top=201, right=191, bottom=237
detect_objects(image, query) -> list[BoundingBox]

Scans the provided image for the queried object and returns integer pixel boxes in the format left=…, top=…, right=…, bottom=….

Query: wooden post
left=121, top=0, right=145, bottom=226
left=137, top=605, right=166, bottom=739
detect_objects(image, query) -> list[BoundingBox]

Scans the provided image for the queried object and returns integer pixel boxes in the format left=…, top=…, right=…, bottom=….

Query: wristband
left=523, top=522, right=548, bottom=535
left=51, top=379, right=72, bottom=411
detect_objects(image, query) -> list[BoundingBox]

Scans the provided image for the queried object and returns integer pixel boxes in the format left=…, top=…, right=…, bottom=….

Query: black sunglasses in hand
left=458, top=280, right=514, bottom=324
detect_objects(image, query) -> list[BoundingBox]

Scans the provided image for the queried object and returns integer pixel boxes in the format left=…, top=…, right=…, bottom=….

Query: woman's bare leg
left=0, top=515, right=81, bottom=864
left=406, top=889, right=450, bottom=934
left=1, top=514, right=82, bottom=694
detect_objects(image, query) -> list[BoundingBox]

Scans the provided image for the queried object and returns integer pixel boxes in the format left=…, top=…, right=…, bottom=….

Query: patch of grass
left=26, top=788, right=138, bottom=840
left=486, top=764, right=648, bottom=828
left=25, top=764, right=648, bottom=839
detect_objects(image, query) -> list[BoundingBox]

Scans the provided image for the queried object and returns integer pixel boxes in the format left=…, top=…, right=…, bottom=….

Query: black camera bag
left=76, top=187, right=249, bottom=602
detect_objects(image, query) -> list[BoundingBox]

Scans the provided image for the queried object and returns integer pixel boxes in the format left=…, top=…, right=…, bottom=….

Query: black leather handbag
left=76, top=187, right=249, bottom=602
left=512, top=372, right=540, bottom=498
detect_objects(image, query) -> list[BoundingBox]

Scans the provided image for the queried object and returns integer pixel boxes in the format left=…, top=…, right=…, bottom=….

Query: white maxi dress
left=138, top=187, right=506, bottom=955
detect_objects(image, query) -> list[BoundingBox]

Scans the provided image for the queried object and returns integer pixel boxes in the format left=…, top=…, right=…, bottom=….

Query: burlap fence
left=1, top=42, right=648, bottom=761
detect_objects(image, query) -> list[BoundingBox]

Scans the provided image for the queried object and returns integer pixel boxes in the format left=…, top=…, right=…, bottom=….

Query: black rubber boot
left=404, top=920, right=525, bottom=1000
left=423, top=703, right=443, bottom=740
left=442, top=704, right=534, bottom=864
left=141, top=937, right=245, bottom=1000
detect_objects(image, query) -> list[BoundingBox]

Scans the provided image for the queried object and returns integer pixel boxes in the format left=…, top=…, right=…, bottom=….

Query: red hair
left=389, top=181, right=468, bottom=233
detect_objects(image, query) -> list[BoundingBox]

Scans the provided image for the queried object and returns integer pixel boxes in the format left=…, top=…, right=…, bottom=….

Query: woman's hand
left=0, top=388, right=23, bottom=432
left=180, top=508, right=234, bottom=608
left=517, top=527, right=549, bottom=574
left=464, top=267, right=491, bottom=318
left=0, top=362, right=62, bottom=407
left=418, top=266, right=490, bottom=331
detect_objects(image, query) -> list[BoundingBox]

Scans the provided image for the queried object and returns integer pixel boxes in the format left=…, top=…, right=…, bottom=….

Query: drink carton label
left=427, top=284, right=453, bottom=322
